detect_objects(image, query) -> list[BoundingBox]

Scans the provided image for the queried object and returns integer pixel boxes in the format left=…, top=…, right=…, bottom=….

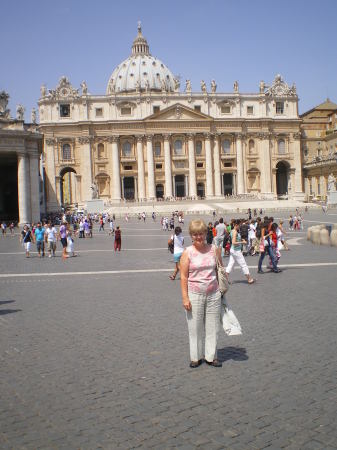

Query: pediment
left=145, top=103, right=213, bottom=121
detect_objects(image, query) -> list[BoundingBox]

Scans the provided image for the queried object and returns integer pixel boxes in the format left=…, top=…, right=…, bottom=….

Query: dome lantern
left=131, top=21, right=150, bottom=56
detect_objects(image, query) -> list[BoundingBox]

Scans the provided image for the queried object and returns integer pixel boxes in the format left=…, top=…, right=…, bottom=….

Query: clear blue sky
left=1, top=0, right=337, bottom=119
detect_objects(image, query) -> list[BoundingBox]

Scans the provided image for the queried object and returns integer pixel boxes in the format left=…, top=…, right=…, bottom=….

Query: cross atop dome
left=132, top=22, right=150, bottom=56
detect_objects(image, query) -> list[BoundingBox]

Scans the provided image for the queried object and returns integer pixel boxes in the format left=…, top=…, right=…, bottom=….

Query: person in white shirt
left=169, top=226, right=185, bottom=280
left=45, top=222, right=57, bottom=257
left=248, top=221, right=257, bottom=255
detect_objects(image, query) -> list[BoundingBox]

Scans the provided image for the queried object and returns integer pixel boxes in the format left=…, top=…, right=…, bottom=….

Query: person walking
left=169, top=226, right=184, bottom=280
left=21, top=225, right=32, bottom=258
left=114, top=226, right=121, bottom=251
left=59, top=221, right=68, bottom=260
left=45, top=222, right=57, bottom=257
left=214, top=218, right=226, bottom=248
left=34, top=222, right=45, bottom=257
left=225, top=220, right=255, bottom=284
left=180, top=219, right=223, bottom=368
left=258, top=221, right=281, bottom=273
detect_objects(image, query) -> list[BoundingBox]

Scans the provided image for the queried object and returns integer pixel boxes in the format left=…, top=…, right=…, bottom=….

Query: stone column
left=79, top=136, right=93, bottom=201
left=204, top=133, right=214, bottom=197
left=213, top=133, right=221, bottom=197
left=291, top=133, right=305, bottom=200
left=29, top=152, right=41, bottom=222
left=136, top=136, right=145, bottom=200
left=258, top=133, right=273, bottom=197
left=236, top=134, right=245, bottom=195
left=121, top=176, right=125, bottom=199
left=163, top=134, right=173, bottom=198
left=44, top=138, right=58, bottom=211
left=187, top=134, right=197, bottom=198
left=146, top=135, right=155, bottom=200
left=76, top=175, right=82, bottom=202
left=17, top=152, right=31, bottom=224
left=111, top=136, right=121, bottom=201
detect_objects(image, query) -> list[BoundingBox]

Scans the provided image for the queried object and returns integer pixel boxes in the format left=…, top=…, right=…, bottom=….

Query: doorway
left=276, top=161, right=289, bottom=196
left=223, top=173, right=233, bottom=195
left=123, top=177, right=135, bottom=200
left=174, top=175, right=185, bottom=198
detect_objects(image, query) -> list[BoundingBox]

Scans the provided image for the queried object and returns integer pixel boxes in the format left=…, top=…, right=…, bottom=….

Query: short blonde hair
left=189, top=219, right=207, bottom=236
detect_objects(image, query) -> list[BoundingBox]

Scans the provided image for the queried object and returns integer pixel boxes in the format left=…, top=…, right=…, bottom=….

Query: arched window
left=62, top=144, right=71, bottom=161
left=122, top=141, right=132, bottom=157
left=278, top=139, right=285, bottom=154
left=154, top=142, right=161, bottom=157
left=222, top=139, right=230, bottom=154
left=174, top=139, right=183, bottom=155
left=196, top=140, right=202, bottom=155
left=97, top=143, right=104, bottom=159
left=248, top=139, right=255, bottom=154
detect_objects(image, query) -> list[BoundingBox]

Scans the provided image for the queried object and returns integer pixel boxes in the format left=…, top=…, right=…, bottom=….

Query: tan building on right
left=301, top=99, right=337, bottom=201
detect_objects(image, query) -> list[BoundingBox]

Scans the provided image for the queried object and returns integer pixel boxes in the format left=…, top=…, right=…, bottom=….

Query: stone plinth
left=327, top=191, right=337, bottom=205
left=86, top=199, right=104, bottom=213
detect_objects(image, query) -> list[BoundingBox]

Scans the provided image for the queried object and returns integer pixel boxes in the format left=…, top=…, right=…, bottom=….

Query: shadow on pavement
left=218, top=346, right=249, bottom=363
left=0, top=299, right=21, bottom=315
left=0, top=300, right=15, bottom=306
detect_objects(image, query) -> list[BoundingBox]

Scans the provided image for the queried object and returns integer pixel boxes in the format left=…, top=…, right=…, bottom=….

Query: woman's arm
left=215, top=246, right=223, bottom=266
left=231, top=229, right=241, bottom=245
left=180, top=250, right=191, bottom=311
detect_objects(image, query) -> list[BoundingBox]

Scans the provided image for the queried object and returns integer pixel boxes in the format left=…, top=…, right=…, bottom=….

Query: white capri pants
left=226, top=248, right=250, bottom=275
left=186, top=290, right=221, bottom=362
left=24, top=242, right=31, bottom=252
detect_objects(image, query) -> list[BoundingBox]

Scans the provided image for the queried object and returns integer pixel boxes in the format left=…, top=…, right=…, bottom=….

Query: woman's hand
left=183, top=297, right=192, bottom=311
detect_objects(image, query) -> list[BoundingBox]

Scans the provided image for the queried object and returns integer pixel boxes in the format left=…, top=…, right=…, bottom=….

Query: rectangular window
left=121, top=107, right=132, bottom=115
left=153, top=106, right=160, bottom=114
left=155, top=163, right=162, bottom=169
left=276, top=102, right=284, bottom=114
left=221, top=105, right=231, bottom=114
left=247, top=106, right=254, bottom=115
left=95, top=108, right=103, bottom=117
left=196, top=162, right=203, bottom=168
left=194, top=105, right=201, bottom=112
left=224, top=162, right=232, bottom=167
left=60, top=104, right=70, bottom=117
left=124, top=165, right=132, bottom=170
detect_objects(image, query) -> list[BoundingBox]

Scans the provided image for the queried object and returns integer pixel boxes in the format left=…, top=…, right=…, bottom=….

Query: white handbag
left=221, top=296, right=242, bottom=336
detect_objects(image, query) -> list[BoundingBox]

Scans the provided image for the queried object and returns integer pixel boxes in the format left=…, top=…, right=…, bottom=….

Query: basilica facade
left=38, top=25, right=304, bottom=212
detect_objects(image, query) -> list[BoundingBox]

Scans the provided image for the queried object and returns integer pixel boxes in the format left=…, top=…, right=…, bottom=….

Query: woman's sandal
left=205, top=359, right=222, bottom=368
left=189, top=360, right=203, bottom=368
left=169, top=274, right=176, bottom=280
left=248, top=278, right=255, bottom=284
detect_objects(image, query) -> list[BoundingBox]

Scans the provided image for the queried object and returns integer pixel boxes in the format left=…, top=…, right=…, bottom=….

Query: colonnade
left=17, top=151, right=41, bottom=224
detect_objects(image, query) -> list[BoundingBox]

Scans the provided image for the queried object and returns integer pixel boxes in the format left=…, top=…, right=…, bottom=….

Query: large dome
left=106, top=24, right=178, bottom=94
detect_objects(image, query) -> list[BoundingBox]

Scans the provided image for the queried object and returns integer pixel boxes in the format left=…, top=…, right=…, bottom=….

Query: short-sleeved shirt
left=186, top=245, right=218, bottom=294
left=215, top=223, right=226, bottom=238
left=34, top=227, right=45, bottom=242
left=59, top=225, right=67, bottom=239
left=46, top=227, right=57, bottom=242
left=171, top=233, right=184, bottom=255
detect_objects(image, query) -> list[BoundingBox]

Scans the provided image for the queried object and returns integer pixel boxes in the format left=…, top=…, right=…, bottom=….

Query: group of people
left=20, top=221, right=75, bottom=259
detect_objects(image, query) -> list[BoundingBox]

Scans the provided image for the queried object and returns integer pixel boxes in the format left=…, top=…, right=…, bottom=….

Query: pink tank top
left=187, top=245, right=218, bottom=294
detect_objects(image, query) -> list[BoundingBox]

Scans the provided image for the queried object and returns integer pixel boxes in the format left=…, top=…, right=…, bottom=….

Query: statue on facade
left=0, top=90, right=10, bottom=117
left=185, top=79, right=191, bottom=93
left=328, top=173, right=336, bottom=192
left=31, top=108, right=37, bottom=124
left=16, top=104, right=25, bottom=120
left=145, top=79, right=150, bottom=92
left=233, top=81, right=239, bottom=93
left=81, top=81, right=88, bottom=95
left=90, top=182, right=99, bottom=199
left=174, top=77, right=180, bottom=91
left=108, top=78, right=115, bottom=94
left=161, top=78, right=166, bottom=93
left=211, top=79, right=217, bottom=93
left=201, top=80, right=207, bottom=94
left=40, top=84, right=47, bottom=97
left=135, top=80, right=141, bottom=93
left=259, top=80, right=265, bottom=93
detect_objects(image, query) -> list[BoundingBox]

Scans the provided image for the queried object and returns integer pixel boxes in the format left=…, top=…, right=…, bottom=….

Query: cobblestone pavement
left=0, top=210, right=337, bottom=449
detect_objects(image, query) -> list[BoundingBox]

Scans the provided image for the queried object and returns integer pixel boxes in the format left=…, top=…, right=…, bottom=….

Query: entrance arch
left=174, top=175, right=185, bottom=198
left=60, top=167, right=76, bottom=206
left=123, top=177, right=135, bottom=200
left=276, top=161, right=290, bottom=196
left=156, top=184, right=164, bottom=199
left=197, top=182, right=205, bottom=198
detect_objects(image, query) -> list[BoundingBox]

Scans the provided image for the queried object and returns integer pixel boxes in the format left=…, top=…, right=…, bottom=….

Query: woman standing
left=225, top=220, right=255, bottom=284
left=169, top=226, right=184, bottom=280
left=180, top=219, right=223, bottom=368
left=21, top=225, right=32, bottom=258
left=114, top=226, right=121, bottom=251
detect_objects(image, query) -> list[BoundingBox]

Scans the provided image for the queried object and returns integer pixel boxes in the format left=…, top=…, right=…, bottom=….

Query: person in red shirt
left=114, top=226, right=121, bottom=251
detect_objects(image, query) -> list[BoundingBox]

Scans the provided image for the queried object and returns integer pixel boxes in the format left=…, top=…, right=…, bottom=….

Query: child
left=66, top=231, right=76, bottom=257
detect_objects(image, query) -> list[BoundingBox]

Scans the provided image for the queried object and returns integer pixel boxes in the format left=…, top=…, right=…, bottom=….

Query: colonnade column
left=236, top=133, right=245, bottom=195
left=187, top=134, right=197, bottom=198
left=213, top=133, right=222, bottom=197
left=45, top=138, right=58, bottom=210
left=111, top=136, right=121, bottom=201
left=204, top=133, right=214, bottom=197
left=163, top=134, right=173, bottom=198
left=146, top=135, right=155, bottom=200
left=29, top=152, right=41, bottom=222
left=292, top=134, right=304, bottom=200
left=79, top=136, right=93, bottom=201
left=258, top=133, right=272, bottom=197
left=136, top=135, right=145, bottom=200
left=17, top=152, right=31, bottom=224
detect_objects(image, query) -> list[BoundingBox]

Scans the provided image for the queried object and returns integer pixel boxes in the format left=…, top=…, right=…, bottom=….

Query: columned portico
left=17, top=152, right=31, bottom=224
left=163, top=134, right=172, bottom=198
left=146, top=134, right=155, bottom=199
left=111, top=136, right=121, bottom=201
left=187, top=134, right=197, bottom=198
left=204, top=133, right=214, bottom=197
left=29, top=152, right=41, bottom=222
left=259, top=133, right=273, bottom=198
left=136, top=135, right=145, bottom=200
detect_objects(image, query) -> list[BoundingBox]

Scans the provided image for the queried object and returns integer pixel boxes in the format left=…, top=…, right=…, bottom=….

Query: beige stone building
left=301, top=99, right=337, bottom=201
left=38, top=25, right=304, bottom=212
left=0, top=91, right=42, bottom=224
